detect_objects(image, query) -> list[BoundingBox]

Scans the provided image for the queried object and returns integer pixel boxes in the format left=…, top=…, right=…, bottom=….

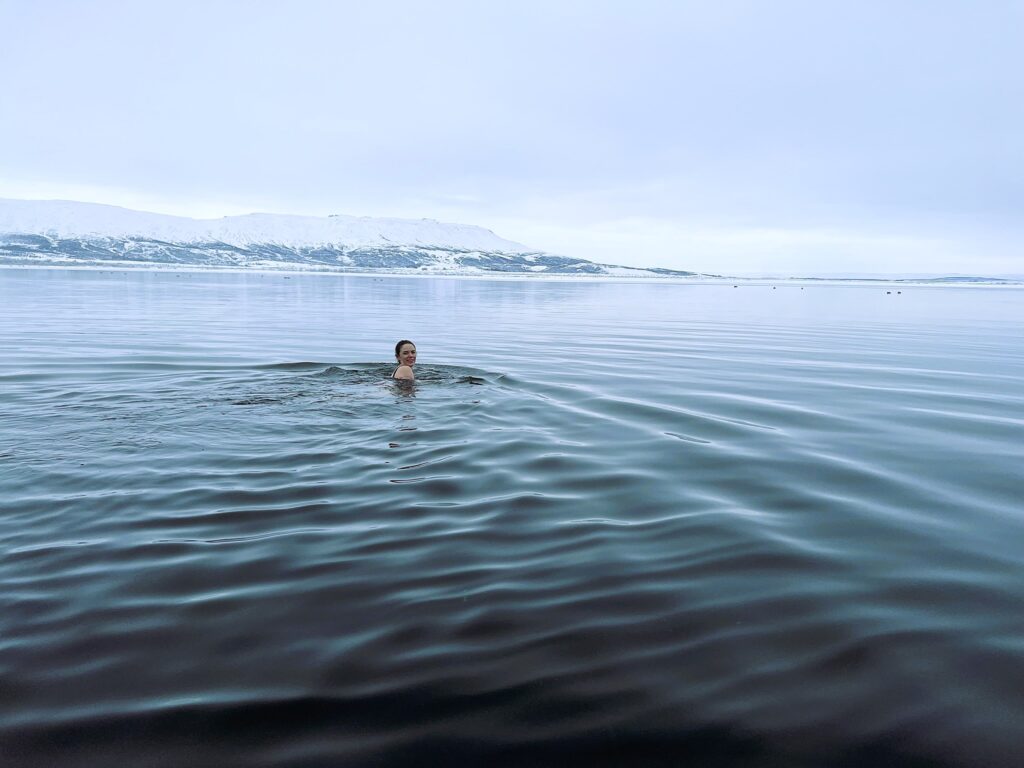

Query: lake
left=1, top=268, right=1023, bottom=767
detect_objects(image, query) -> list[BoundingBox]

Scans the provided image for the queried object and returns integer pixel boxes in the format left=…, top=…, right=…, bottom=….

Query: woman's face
left=397, top=343, right=417, bottom=366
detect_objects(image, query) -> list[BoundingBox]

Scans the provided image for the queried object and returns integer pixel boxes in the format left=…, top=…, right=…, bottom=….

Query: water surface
left=2, top=269, right=1023, bottom=767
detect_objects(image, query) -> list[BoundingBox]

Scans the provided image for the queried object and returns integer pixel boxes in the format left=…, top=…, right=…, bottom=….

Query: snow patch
left=0, top=198, right=529, bottom=252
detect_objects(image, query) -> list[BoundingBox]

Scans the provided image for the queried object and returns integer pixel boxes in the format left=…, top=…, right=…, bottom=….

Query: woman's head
left=395, top=340, right=416, bottom=365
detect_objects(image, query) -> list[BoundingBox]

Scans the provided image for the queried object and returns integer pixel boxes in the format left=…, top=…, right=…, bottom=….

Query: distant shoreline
left=2, top=262, right=1021, bottom=287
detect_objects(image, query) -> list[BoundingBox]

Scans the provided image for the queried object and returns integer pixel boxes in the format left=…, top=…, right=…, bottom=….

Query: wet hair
left=394, top=340, right=415, bottom=361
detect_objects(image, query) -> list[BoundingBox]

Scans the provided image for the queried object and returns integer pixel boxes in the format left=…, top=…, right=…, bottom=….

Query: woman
left=393, top=340, right=416, bottom=380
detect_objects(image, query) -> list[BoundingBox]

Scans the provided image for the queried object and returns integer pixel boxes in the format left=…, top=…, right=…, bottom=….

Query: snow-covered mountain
left=0, top=198, right=528, bottom=251
left=0, top=199, right=698, bottom=278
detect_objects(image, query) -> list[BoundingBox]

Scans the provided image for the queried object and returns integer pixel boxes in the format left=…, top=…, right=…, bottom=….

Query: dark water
left=2, top=269, right=1023, bottom=767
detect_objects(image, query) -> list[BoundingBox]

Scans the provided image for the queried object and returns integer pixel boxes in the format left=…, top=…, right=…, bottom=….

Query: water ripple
left=2, top=272, right=1023, bottom=766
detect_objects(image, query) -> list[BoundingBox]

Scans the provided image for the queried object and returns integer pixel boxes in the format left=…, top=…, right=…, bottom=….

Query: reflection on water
left=1, top=269, right=1023, bottom=767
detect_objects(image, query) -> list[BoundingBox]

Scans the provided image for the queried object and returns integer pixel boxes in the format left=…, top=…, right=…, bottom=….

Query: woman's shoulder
left=393, top=365, right=414, bottom=380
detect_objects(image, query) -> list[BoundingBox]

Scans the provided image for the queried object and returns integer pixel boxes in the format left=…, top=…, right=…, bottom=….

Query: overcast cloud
left=1, top=0, right=1021, bottom=274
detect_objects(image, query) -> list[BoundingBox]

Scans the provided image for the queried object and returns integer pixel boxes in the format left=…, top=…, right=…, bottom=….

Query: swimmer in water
left=393, top=340, right=416, bottom=380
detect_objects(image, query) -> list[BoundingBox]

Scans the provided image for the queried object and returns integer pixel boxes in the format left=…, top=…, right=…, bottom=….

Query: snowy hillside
left=0, top=199, right=699, bottom=277
left=0, top=198, right=527, bottom=252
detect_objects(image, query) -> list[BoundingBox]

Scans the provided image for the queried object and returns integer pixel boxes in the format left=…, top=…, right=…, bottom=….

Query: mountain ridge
left=2, top=199, right=1019, bottom=284
left=0, top=198, right=699, bottom=277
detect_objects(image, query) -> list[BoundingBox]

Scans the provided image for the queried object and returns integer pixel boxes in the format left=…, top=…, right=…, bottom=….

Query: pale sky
left=1, top=0, right=1021, bottom=275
